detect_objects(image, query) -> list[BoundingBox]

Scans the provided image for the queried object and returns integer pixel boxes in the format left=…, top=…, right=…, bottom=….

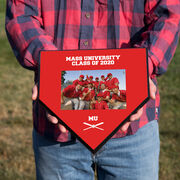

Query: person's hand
left=32, top=83, right=67, bottom=133
left=120, top=77, right=157, bottom=132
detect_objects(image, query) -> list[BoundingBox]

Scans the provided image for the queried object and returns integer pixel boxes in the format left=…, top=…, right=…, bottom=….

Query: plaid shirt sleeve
left=5, top=0, right=57, bottom=71
left=134, top=0, right=180, bottom=77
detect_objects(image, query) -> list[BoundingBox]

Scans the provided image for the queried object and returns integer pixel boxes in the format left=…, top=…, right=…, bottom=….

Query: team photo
left=61, top=69, right=126, bottom=110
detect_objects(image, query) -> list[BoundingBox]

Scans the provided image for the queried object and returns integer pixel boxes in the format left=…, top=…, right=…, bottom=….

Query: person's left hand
left=120, top=77, right=157, bottom=132
left=32, top=83, right=67, bottom=133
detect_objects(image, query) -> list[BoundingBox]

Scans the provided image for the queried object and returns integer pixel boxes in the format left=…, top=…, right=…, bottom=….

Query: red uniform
left=100, top=80, right=106, bottom=86
left=73, top=79, right=85, bottom=86
left=84, top=76, right=94, bottom=85
left=101, top=90, right=110, bottom=99
left=106, top=77, right=119, bottom=90
left=92, top=100, right=109, bottom=110
left=81, top=80, right=89, bottom=86
left=63, top=85, right=82, bottom=98
left=80, top=88, right=95, bottom=101
left=89, top=80, right=94, bottom=84
left=112, top=90, right=126, bottom=102
left=93, top=81, right=100, bottom=89
left=86, top=75, right=93, bottom=81
left=85, top=80, right=94, bottom=88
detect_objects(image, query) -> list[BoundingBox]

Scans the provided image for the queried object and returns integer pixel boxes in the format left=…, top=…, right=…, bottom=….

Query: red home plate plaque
left=39, top=48, right=149, bottom=153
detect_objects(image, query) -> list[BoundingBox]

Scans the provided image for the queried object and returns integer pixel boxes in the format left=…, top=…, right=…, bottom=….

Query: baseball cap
left=80, top=75, right=84, bottom=78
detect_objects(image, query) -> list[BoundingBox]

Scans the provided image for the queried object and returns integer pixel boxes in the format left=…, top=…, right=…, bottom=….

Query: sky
left=64, top=69, right=126, bottom=90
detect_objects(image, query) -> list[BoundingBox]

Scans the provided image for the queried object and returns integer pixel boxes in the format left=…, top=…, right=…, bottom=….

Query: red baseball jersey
left=73, top=79, right=85, bottom=86
left=89, top=80, right=95, bottom=84
left=106, top=77, right=119, bottom=89
left=82, top=80, right=89, bottom=86
left=112, top=90, right=126, bottom=102
left=92, top=100, right=109, bottom=110
left=93, top=81, right=100, bottom=89
left=100, top=81, right=107, bottom=87
left=101, top=90, right=110, bottom=99
left=63, top=85, right=82, bottom=98
left=80, top=88, right=95, bottom=101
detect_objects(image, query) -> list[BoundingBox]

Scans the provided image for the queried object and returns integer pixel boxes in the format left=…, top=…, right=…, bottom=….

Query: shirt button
left=85, top=12, right=90, bottom=19
left=84, top=41, right=88, bottom=46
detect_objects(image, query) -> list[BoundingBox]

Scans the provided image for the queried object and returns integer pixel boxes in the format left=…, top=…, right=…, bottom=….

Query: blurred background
left=0, top=0, right=180, bottom=179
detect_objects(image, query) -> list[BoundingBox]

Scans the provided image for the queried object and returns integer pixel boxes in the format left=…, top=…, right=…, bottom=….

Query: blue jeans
left=32, top=120, right=160, bottom=180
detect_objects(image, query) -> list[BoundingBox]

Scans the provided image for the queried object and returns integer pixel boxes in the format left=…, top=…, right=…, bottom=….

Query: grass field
left=0, top=1, right=180, bottom=180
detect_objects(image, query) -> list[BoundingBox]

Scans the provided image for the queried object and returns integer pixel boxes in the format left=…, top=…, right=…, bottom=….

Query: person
left=79, top=83, right=96, bottom=110
left=99, top=75, right=106, bottom=86
left=86, top=75, right=94, bottom=83
left=110, top=85, right=127, bottom=109
left=72, top=75, right=85, bottom=86
left=99, top=83, right=110, bottom=102
left=61, top=84, right=83, bottom=110
left=5, top=0, right=180, bottom=179
left=92, top=93, right=109, bottom=110
left=93, top=77, right=100, bottom=93
left=105, top=73, right=119, bottom=90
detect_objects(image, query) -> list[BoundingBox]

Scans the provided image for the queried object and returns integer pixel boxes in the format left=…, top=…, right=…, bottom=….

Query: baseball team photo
left=61, top=69, right=126, bottom=110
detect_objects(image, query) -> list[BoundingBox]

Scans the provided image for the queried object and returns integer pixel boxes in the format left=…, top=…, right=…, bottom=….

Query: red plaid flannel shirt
left=5, top=0, right=180, bottom=141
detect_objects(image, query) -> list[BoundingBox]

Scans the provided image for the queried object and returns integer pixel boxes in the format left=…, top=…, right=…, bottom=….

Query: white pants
left=79, top=100, right=90, bottom=110
left=113, top=102, right=127, bottom=109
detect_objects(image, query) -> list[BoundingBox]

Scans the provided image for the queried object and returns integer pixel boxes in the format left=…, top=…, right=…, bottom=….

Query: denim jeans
left=32, top=120, right=160, bottom=180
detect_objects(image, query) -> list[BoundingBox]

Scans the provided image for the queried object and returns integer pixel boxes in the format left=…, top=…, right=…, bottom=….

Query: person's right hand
left=32, top=83, right=67, bottom=133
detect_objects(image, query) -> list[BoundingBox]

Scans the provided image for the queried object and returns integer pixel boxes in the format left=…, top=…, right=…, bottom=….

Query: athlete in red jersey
left=80, top=84, right=95, bottom=101
left=92, top=93, right=109, bottom=110
left=84, top=75, right=94, bottom=87
left=112, top=90, right=126, bottom=102
left=94, top=77, right=100, bottom=92
left=85, top=75, right=93, bottom=82
left=110, top=85, right=127, bottom=109
left=61, top=84, right=83, bottom=103
left=79, top=83, right=95, bottom=109
left=99, top=83, right=110, bottom=101
left=99, top=75, right=106, bottom=86
left=73, top=75, right=85, bottom=86
left=61, top=84, right=83, bottom=110
left=88, top=76, right=94, bottom=85
left=105, top=73, right=119, bottom=90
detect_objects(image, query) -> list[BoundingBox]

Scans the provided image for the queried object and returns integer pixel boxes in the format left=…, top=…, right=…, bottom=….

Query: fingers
left=130, top=107, right=143, bottom=121
left=32, top=83, right=38, bottom=100
left=58, top=124, right=67, bottom=133
left=33, top=82, right=67, bottom=133
left=149, top=77, right=156, bottom=100
left=46, top=111, right=67, bottom=133
left=46, top=111, right=58, bottom=124
left=120, top=77, right=156, bottom=132
left=120, top=121, right=131, bottom=132
left=120, top=78, right=154, bottom=132
left=121, top=107, right=143, bottom=132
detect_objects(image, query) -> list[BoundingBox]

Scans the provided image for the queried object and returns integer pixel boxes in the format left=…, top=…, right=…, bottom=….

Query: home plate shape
left=38, top=48, right=150, bottom=153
